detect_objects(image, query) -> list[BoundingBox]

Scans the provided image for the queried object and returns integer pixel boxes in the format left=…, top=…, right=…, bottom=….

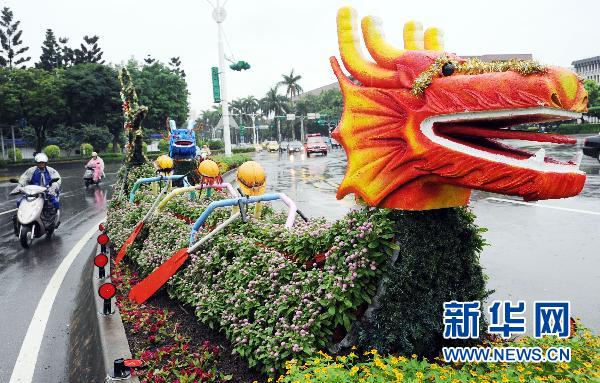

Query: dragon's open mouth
left=421, top=107, right=584, bottom=174
left=174, top=140, right=194, bottom=147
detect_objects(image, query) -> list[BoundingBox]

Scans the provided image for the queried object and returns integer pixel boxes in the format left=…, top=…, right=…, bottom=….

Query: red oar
left=128, top=248, right=189, bottom=303
left=115, top=221, right=144, bottom=264
left=128, top=212, right=241, bottom=304
left=115, top=184, right=170, bottom=265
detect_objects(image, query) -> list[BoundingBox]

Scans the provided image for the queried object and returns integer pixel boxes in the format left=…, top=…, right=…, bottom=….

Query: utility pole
left=211, top=1, right=232, bottom=156
left=11, top=125, right=16, bottom=162
left=277, top=119, right=281, bottom=142
left=1, top=127, right=5, bottom=160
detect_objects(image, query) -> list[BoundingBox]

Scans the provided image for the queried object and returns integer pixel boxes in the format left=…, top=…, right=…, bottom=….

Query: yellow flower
left=349, top=366, right=359, bottom=376
left=519, top=376, right=525, bottom=383
left=348, top=352, right=357, bottom=358
left=411, top=354, right=418, bottom=359
left=268, top=378, right=273, bottom=382
left=416, top=371, right=424, bottom=379
left=502, top=376, right=509, bottom=383
left=470, top=370, right=477, bottom=377
left=516, top=365, right=525, bottom=372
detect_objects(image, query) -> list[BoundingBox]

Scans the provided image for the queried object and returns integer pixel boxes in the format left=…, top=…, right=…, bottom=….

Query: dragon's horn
left=337, top=7, right=402, bottom=88
left=361, top=16, right=406, bottom=70
left=424, top=27, right=444, bottom=51
left=403, top=21, right=424, bottom=50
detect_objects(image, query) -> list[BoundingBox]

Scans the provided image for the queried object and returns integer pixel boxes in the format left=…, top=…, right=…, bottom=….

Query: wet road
left=252, top=135, right=600, bottom=332
left=0, top=161, right=119, bottom=382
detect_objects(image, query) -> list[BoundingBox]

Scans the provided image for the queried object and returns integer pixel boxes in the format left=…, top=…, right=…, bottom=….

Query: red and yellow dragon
left=331, top=7, right=587, bottom=210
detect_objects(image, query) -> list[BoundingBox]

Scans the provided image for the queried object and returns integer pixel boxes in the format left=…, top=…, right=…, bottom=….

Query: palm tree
left=278, top=69, right=303, bottom=100
left=261, top=87, right=289, bottom=141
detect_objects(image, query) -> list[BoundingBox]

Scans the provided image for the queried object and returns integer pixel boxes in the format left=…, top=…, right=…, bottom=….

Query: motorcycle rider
left=85, top=151, right=105, bottom=183
left=13, top=153, right=62, bottom=230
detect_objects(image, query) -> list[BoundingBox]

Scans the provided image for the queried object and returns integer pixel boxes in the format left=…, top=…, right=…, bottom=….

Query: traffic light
left=230, top=61, right=251, bottom=71
left=240, top=124, right=245, bottom=137
left=211, top=67, right=221, bottom=103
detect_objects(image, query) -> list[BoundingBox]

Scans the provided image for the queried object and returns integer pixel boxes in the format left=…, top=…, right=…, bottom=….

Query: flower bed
left=280, top=328, right=600, bottom=382
left=112, top=262, right=227, bottom=382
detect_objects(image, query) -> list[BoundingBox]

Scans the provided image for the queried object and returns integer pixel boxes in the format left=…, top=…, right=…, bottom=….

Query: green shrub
left=43, top=145, right=61, bottom=159
left=354, top=208, right=490, bottom=357
left=107, top=142, right=121, bottom=153
left=80, top=143, right=93, bottom=156
left=208, top=139, right=224, bottom=150
left=232, top=147, right=256, bottom=154
left=7, top=148, right=23, bottom=161
left=158, top=138, right=169, bottom=152
left=212, top=153, right=251, bottom=173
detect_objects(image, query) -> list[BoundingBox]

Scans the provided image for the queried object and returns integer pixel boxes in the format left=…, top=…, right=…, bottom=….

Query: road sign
left=211, top=67, right=220, bottom=103
left=257, top=125, right=270, bottom=130
left=307, top=113, right=316, bottom=120
left=286, top=114, right=296, bottom=121
left=315, top=113, right=321, bottom=119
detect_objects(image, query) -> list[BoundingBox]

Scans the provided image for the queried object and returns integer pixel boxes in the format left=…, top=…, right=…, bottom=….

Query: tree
left=584, top=80, right=600, bottom=107
left=144, top=54, right=155, bottom=65
left=169, top=56, right=185, bottom=77
left=36, top=29, right=60, bottom=70
left=127, top=60, right=189, bottom=132
left=260, top=86, right=288, bottom=117
left=278, top=69, right=303, bottom=100
left=57, top=37, right=74, bottom=67
left=61, top=63, right=121, bottom=150
left=73, top=35, right=104, bottom=64
left=0, top=7, right=31, bottom=69
left=5, top=68, right=67, bottom=151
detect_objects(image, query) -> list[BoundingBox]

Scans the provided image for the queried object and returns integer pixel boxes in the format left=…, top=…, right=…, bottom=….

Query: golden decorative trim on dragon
left=331, top=7, right=587, bottom=210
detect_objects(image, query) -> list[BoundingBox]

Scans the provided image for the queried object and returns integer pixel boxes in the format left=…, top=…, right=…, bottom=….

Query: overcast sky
left=4, top=0, right=599, bottom=119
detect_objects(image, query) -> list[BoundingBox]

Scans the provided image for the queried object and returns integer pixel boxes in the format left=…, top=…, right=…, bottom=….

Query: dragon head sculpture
left=331, top=7, right=587, bottom=210
left=168, top=119, right=197, bottom=160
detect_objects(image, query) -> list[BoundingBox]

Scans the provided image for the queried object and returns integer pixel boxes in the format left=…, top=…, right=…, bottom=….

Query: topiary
left=80, top=143, right=93, bottom=156
left=7, top=148, right=23, bottom=161
left=352, top=207, right=491, bottom=358
left=43, top=145, right=61, bottom=159
left=208, top=139, right=224, bottom=150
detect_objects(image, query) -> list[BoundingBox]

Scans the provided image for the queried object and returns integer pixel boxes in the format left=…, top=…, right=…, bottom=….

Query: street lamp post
left=211, top=1, right=232, bottom=156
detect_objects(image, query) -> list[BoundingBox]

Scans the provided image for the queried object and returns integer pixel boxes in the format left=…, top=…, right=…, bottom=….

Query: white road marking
left=9, top=219, right=104, bottom=383
left=0, top=208, right=17, bottom=217
left=486, top=197, right=600, bottom=216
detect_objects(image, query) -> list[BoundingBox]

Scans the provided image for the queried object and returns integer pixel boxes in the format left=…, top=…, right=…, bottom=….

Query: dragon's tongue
left=437, top=125, right=576, bottom=145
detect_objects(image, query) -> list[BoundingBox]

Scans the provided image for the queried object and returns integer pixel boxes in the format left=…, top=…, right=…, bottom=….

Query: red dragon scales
left=331, top=7, right=588, bottom=210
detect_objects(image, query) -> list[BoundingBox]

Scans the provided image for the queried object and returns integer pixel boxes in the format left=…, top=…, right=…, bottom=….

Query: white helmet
left=34, top=153, right=49, bottom=163
left=91, top=151, right=98, bottom=157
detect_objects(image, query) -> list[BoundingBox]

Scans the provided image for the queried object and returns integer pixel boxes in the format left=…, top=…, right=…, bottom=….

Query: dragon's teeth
left=571, top=152, right=583, bottom=167
left=531, top=148, right=545, bottom=163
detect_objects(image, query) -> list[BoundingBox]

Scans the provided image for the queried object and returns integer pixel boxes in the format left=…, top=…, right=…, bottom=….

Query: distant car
left=266, top=141, right=279, bottom=152
left=304, top=135, right=328, bottom=157
left=330, top=138, right=341, bottom=149
left=287, top=141, right=303, bottom=153
left=583, top=134, right=600, bottom=162
left=279, top=141, right=289, bottom=152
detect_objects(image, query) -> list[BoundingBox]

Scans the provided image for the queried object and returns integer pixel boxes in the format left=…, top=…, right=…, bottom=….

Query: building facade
left=572, top=56, right=600, bottom=83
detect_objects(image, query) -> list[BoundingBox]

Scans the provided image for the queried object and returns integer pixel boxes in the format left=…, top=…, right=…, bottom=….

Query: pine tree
left=169, top=56, right=185, bottom=77
left=0, top=7, right=31, bottom=68
left=36, top=29, right=60, bottom=70
left=58, top=37, right=74, bottom=67
left=73, top=35, right=104, bottom=64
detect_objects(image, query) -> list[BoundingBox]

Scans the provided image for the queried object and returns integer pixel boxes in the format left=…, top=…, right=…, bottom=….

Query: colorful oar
left=129, top=193, right=299, bottom=304
left=115, top=183, right=169, bottom=265
left=128, top=212, right=241, bottom=303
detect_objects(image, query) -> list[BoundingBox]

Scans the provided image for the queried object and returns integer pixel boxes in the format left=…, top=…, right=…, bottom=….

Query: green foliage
left=36, top=29, right=61, bottom=70
left=7, top=147, right=22, bottom=161
left=212, top=153, right=250, bottom=173
left=43, top=144, right=60, bottom=159
left=125, top=59, right=189, bottom=130
left=207, top=139, right=224, bottom=150
left=354, top=208, right=490, bottom=357
left=281, top=327, right=600, bottom=382
left=550, top=123, right=600, bottom=135
left=80, top=143, right=93, bottom=156
left=0, top=7, right=31, bottom=69
left=584, top=80, right=600, bottom=107
left=158, top=138, right=169, bottom=152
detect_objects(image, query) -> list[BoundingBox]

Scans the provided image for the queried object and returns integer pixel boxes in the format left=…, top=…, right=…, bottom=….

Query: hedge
left=7, top=148, right=23, bottom=161
left=550, top=123, right=600, bottom=135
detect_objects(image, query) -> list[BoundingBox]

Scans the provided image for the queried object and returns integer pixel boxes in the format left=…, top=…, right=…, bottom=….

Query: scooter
left=84, top=166, right=101, bottom=187
left=9, top=178, right=61, bottom=248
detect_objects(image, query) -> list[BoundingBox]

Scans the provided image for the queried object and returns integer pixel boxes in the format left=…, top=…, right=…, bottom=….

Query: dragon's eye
left=441, top=62, right=455, bottom=76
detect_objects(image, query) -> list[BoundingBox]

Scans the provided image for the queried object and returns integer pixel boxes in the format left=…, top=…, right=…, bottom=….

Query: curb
left=69, top=241, right=139, bottom=382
